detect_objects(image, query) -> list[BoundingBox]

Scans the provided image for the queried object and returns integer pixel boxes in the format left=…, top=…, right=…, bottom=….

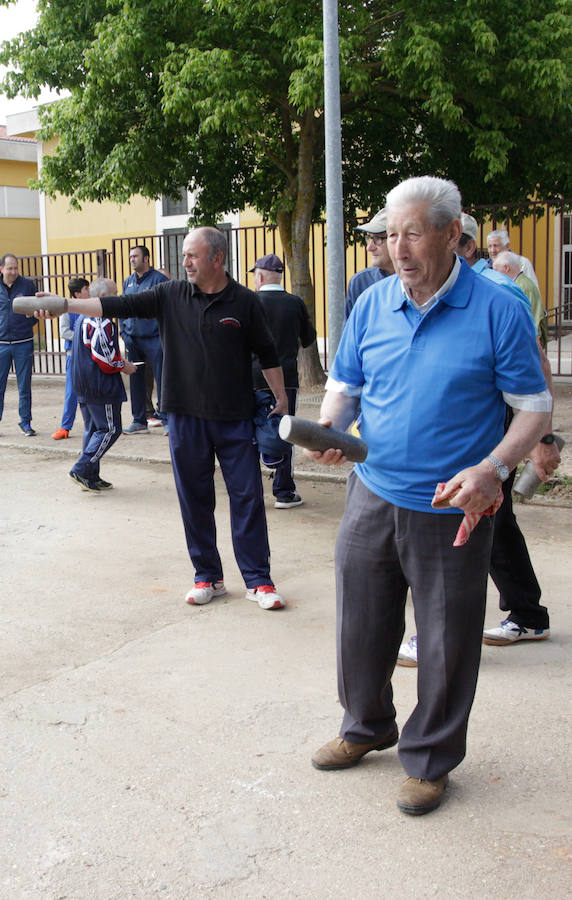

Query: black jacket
left=102, top=277, right=279, bottom=420
left=252, top=288, right=316, bottom=389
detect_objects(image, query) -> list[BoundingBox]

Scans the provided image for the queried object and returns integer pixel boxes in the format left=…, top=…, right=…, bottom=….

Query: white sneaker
left=397, top=635, right=418, bottom=667
left=185, top=580, right=227, bottom=605
left=245, top=585, right=284, bottom=610
left=483, top=619, right=550, bottom=645
left=274, top=493, right=304, bottom=509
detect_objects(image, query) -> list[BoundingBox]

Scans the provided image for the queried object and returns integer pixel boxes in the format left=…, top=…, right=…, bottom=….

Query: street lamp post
left=322, top=0, right=345, bottom=366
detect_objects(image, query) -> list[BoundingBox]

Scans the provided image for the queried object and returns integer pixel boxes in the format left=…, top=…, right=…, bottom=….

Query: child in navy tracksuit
left=69, top=313, right=134, bottom=492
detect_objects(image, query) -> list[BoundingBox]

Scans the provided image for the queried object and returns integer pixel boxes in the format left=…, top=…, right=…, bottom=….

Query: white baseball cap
left=355, top=208, right=388, bottom=235
left=461, top=213, right=479, bottom=241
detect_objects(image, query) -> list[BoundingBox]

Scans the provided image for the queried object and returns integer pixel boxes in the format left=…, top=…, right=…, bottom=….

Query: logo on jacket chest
left=219, top=316, right=241, bottom=328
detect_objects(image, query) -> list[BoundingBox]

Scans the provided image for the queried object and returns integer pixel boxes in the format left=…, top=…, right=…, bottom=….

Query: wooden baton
left=278, top=415, right=368, bottom=462
left=12, top=296, right=68, bottom=316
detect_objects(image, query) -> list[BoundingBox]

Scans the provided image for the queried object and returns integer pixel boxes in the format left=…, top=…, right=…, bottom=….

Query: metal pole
left=323, top=0, right=345, bottom=365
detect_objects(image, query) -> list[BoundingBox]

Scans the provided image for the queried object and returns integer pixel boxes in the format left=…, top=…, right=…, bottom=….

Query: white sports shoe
left=245, top=585, right=285, bottom=610
left=397, top=635, right=418, bottom=667
left=185, top=581, right=227, bottom=605
left=482, top=619, right=550, bottom=645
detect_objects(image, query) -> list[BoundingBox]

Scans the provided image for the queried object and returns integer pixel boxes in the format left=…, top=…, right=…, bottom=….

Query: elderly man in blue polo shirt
left=309, top=176, right=551, bottom=816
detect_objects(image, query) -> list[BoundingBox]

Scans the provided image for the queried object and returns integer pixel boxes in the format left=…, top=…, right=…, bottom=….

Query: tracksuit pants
left=168, top=413, right=272, bottom=588
left=71, top=401, right=122, bottom=480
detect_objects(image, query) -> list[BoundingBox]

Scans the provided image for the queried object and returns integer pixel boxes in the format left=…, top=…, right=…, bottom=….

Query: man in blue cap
left=251, top=253, right=316, bottom=508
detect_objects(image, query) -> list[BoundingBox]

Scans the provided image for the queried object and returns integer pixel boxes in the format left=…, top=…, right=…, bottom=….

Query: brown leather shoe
left=312, top=729, right=399, bottom=770
left=397, top=775, right=449, bottom=815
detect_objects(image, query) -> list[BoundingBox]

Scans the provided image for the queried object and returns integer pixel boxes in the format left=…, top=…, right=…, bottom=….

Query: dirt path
left=0, top=377, right=571, bottom=898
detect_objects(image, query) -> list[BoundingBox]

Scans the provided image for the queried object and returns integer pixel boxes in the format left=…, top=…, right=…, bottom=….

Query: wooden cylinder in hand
left=12, top=296, right=68, bottom=315
left=278, top=415, right=368, bottom=462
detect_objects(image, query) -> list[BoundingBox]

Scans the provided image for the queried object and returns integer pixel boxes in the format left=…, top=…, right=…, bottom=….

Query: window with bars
left=161, top=188, right=189, bottom=218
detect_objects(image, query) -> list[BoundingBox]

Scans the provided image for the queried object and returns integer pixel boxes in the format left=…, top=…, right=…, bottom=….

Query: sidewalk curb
left=3, top=439, right=571, bottom=501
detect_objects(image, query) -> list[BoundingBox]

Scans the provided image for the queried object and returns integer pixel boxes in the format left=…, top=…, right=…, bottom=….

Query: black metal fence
left=18, top=248, right=111, bottom=374
left=15, top=197, right=572, bottom=376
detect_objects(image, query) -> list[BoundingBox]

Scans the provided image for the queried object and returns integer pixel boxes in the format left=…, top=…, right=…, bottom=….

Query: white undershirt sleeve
left=502, top=388, right=552, bottom=412
left=325, top=375, right=363, bottom=398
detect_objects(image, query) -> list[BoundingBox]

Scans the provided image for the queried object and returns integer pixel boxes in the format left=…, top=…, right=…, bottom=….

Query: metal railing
left=18, top=249, right=111, bottom=374
left=13, top=197, right=572, bottom=377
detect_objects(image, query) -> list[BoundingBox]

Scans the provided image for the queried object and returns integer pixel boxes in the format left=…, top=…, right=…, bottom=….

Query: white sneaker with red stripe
left=185, top=581, right=227, bottom=605
left=245, top=584, right=284, bottom=610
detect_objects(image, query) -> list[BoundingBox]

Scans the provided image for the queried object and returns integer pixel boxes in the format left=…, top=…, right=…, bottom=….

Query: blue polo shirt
left=333, top=259, right=546, bottom=513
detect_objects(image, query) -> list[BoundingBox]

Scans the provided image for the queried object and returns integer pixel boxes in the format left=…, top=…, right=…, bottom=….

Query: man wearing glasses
left=345, top=208, right=395, bottom=319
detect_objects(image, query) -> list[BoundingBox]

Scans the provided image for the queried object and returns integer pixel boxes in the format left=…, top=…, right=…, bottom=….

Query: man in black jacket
left=251, top=253, right=317, bottom=508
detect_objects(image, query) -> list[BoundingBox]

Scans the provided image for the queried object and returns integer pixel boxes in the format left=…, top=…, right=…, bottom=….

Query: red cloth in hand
left=432, top=482, right=504, bottom=547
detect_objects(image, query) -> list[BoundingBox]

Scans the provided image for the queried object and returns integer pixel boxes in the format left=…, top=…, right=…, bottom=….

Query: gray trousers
left=336, top=472, right=493, bottom=781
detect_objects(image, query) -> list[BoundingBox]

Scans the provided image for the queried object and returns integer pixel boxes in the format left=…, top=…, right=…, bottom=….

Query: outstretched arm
left=32, top=294, right=104, bottom=319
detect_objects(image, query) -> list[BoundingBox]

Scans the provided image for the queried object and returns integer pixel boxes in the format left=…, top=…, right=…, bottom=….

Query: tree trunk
left=277, top=111, right=326, bottom=389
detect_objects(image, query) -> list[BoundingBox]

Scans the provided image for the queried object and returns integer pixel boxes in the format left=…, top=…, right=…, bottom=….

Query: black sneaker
left=274, top=493, right=304, bottom=509
left=94, top=478, right=113, bottom=490
left=69, top=471, right=101, bottom=492
left=19, top=423, right=36, bottom=436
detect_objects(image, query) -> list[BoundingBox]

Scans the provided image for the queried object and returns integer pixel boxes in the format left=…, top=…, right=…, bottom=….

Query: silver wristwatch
left=486, top=453, right=510, bottom=482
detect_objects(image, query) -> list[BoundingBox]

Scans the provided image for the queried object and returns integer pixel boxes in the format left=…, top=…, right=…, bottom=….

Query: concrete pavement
left=0, top=376, right=571, bottom=899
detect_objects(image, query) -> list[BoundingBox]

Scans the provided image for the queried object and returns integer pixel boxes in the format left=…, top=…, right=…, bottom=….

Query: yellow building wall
left=40, top=136, right=156, bottom=255
left=45, top=193, right=157, bottom=255
left=0, top=158, right=41, bottom=257
left=0, top=218, right=41, bottom=257
left=0, top=158, right=37, bottom=187
left=238, top=205, right=263, bottom=228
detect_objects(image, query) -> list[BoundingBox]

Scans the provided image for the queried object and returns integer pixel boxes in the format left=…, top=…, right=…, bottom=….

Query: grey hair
left=494, top=249, right=520, bottom=271
left=89, top=277, right=117, bottom=298
left=0, top=253, right=17, bottom=266
left=192, top=227, right=228, bottom=264
left=385, top=176, right=462, bottom=228
left=487, top=229, right=510, bottom=247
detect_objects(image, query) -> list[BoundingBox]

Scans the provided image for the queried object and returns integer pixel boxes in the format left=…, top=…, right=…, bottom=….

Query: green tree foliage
left=1, top=0, right=571, bottom=381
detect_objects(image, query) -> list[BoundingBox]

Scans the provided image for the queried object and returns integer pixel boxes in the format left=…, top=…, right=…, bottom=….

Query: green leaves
left=0, top=0, right=570, bottom=226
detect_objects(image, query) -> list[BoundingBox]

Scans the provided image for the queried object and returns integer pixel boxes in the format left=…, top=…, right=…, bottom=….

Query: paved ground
left=0, top=377, right=571, bottom=899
